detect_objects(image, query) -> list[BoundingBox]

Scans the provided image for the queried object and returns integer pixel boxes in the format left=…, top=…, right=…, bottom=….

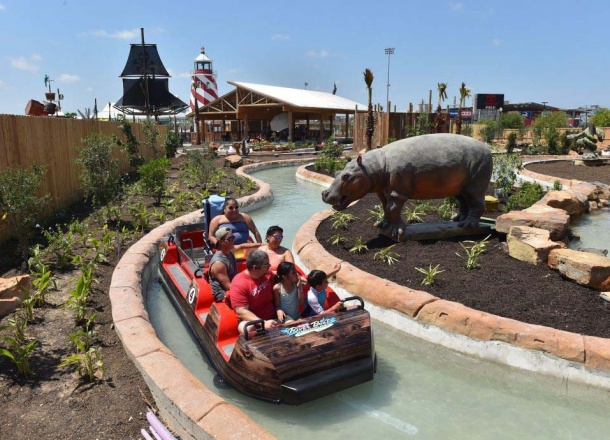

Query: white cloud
left=449, top=1, right=463, bottom=11
left=491, top=38, right=501, bottom=46
left=307, top=49, right=330, bottom=58
left=90, top=28, right=140, bottom=40
left=227, top=68, right=242, bottom=75
left=0, top=79, right=9, bottom=89
left=86, top=87, right=93, bottom=92
left=0, top=4, right=6, bottom=11
left=9, top=55, right=39, bottom=72
left=58, top=73, right=80, bottom=83
left=30, top=53, right=42, bottom=61
left=272, top=33, right=290, bottom=41
left=177, top=72, right=192, bottom=78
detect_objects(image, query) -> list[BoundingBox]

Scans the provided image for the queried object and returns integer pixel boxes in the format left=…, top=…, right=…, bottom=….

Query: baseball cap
left=214, top=226, right=231, bottom=240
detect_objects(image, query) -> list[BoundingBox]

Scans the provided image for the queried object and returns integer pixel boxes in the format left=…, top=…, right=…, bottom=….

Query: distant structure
left=190, top=47, right=219, bottom=111
left=114, top=28, right=187, bottom=118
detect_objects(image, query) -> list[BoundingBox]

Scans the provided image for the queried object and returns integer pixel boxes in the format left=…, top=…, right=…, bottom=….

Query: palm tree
left=364, top=68, right=375, bottom=151
left=435, top=82, right=448, bottom=133
left=457, top=82, right=471, bottom=135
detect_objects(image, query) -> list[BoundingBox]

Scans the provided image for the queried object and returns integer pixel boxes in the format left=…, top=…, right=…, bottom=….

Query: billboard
left=475, top=94, right=504, bottom=110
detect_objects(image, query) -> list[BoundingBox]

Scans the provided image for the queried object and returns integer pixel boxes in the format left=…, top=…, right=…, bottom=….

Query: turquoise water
left=147, top=165, right=610, bottom=439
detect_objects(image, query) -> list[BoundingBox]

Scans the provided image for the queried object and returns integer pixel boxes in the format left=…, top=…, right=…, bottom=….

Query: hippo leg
left=458, top=192, right=485, bottom=228
left=452, top=195, right=469, bottom=223
left=375, top=192, right=408, bottom=239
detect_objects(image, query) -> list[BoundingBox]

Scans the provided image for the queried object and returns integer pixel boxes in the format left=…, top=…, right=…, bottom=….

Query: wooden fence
left=0, top=115, right=165, bottom=243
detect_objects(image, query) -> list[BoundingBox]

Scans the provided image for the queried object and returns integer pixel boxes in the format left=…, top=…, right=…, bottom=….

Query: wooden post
left=319, top=114, right=324, bottom=143
left=344, top=113, right=349, bottom=138
left=288, top=111, right=293, bottom=141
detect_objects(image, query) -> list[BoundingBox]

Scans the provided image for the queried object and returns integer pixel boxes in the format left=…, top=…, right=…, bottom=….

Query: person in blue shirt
left=304, top=261, right=343, bottom=316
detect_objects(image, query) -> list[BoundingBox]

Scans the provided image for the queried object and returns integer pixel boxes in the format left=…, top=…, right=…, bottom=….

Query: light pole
left=385, top=47, right=395, bottom=113
left=542, top=101, right=547, bottom=117
left=304, top=82, right=308, bottom=90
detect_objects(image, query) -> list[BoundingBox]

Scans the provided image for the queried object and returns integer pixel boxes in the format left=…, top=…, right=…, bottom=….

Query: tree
left=76, top=132, right=121, bottom=207
left=138, top=158, right=171, bottom=205
left=435, top=82, right=448, bottom=133
left=363, top=68, right=375, bottom=151
left=532, top=111, right=568, bottom=153
left=590, top=108, right=610, bottom=127
left=456, top=82, right=471, bottom=135
left=0, top=165, right=51, bottom=259
left=501, top=112, right=526, bottom=130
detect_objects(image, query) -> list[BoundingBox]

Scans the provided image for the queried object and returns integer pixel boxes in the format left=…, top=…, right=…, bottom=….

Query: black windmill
left=114, top=28, right=187, bottom=119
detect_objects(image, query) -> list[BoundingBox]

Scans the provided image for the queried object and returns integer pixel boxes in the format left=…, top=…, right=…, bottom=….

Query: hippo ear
left=357, top=155, right=362, bottom=166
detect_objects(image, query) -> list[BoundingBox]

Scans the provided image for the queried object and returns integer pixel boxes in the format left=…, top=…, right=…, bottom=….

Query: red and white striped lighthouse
left=190, top=46, right=218, bottom=111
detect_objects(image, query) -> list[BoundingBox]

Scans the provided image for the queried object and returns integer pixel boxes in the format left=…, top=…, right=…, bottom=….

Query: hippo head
left=322, top=155, right=372, bottom=211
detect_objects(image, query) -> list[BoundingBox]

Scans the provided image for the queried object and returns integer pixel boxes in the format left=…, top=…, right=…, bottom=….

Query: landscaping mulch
left=316, top=192, right=610, bottom=338
left=525, top=160, right=610, bottom=186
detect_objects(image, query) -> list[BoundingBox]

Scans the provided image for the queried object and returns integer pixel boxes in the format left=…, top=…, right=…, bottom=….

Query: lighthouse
left=190, top=47, right=218, bottom=111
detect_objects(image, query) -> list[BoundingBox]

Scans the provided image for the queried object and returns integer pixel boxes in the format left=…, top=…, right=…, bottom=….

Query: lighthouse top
left=194, top=47, right=212, bottom=72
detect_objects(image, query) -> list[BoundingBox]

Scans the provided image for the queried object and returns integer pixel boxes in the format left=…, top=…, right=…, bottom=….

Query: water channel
left=147, top=165, right=610, bottom=439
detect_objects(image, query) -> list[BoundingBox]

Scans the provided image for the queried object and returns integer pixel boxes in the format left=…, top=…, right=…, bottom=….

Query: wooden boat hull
left=158, top=223, right=375, bottom=404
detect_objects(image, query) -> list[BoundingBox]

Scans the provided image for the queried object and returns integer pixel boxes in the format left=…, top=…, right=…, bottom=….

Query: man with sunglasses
left=230, top=249, right=279, bottom=335
left=209, top=227, right=238, bottom=302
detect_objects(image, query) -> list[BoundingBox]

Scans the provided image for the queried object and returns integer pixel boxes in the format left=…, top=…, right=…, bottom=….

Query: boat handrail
left=342, top=296, right=365, bottom=310
left=243, top=319, right=266, bottom=341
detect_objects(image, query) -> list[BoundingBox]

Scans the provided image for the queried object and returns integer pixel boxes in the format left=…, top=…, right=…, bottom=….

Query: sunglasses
left=226, top=205, right=239, bottom=211
left=222, top=235, right=236, bottom=242
left=272, top=234, right=283, bottom=240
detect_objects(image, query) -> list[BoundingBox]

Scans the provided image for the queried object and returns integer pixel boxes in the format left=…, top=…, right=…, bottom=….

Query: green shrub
left=115, top=115, right=143, bottom=169
left=505, top=182, right=545, bottom=211
left=492, top=154, right=523, bottom=197
left=0, top=164, right=50, bottom=259
left=461, top=124, right=473, bottom=137
left=164, top=130, right=182, bottom=158
left=138, top=158, right=171, bottom=205
left=76, top=132, right=121, bottom=207
left=314, top=141, right=347, bottom=174
left=506, top=132, right=517, bottom=154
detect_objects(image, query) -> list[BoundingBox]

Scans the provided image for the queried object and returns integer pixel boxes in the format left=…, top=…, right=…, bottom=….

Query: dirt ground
left=1, top=153, right=607, bottom=439
left=0, top=150, right=315, bottom=440
left=525, top=160, right=610, bottom=185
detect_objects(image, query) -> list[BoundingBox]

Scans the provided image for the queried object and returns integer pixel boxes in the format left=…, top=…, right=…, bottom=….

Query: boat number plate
left=159, top=248, right=166, bottom=262
left=188, top=287, right=197, bottom=304
left=279, top=316, right=338, bottom=337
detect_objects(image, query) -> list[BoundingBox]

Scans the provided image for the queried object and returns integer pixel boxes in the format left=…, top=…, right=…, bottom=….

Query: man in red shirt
left=230, top=249, right=279, bottom=335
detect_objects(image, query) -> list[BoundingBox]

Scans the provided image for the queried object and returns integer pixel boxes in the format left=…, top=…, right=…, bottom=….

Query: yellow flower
left=1, top=212, right=6, bottom=220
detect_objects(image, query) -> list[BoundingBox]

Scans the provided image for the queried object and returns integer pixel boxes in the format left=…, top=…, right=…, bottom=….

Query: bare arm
left=283, top=248, right=295, bottom=264
left=242, top=213, right=262, bottom=243
left=273, top=285, right=286, bottom=322
left=325, top=261, right=342, bottom=279
left=207, top=216, right=221, bottom=247
left=209, top=261, right=231, bottom=292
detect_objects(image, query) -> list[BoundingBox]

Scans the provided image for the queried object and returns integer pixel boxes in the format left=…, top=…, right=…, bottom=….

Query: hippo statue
left=322, top=134, right=493, bottom=238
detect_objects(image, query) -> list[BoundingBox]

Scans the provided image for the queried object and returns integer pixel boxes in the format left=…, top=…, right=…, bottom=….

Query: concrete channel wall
left=109, top=158, right=314, bottom=439
left=294, top=163, right=610, bottom=390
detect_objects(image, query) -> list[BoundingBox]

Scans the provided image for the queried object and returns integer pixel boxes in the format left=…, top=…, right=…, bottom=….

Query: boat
left=158, top=222, right=376, bottom=405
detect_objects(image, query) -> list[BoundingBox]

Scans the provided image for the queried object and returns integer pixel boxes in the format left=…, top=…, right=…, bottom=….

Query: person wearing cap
left=208, top=227, right=238, bottom=302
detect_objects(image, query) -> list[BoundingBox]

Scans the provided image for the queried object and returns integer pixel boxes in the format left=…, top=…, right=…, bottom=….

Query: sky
left=1, top=0, right=608, bottom=116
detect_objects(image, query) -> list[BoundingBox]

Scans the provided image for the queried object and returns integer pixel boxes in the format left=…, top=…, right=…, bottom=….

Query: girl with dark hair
left=273, top=262, right=305, bottom=323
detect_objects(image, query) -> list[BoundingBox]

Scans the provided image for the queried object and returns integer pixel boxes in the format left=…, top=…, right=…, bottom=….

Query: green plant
left=478, top=118, right=503, bottom=144
left=415, top=264, right=444, bottom=285
left=0, top=317, right=37, bottom=377
left=0, top=164, right=51, bottom=259
left=115, top=115, right=143, bottom=169
left=164, top=129, right=182, bottom=158
left=373, top=245, right=400, bottom=265
left=590, top=108, right=610, bottom=127
left=76, top=132, right=121, bottom=207
left=130, top=201, right=151, bottom=232
left=60, top=329, right=104, bottom=382
left=407, top=113, right=431, bottom=137
left=138, top=158, right=171, bottom=205
left=506, top=132, right=517, bottom=154
left=456, top=235, right=491, bottom=270
left=544, top=126, right=561, bottom=155
left=64, top=265, right=97, bottom=325
left=330, top=211, right=357, bottom=229
left=504, top=182, right=545, bottom=212
left=367, top=204, right=385, bottom=223
left=142, top=117, right=161, bottom=158
left=437, top=198, right=458, bottom=220
left=349, top=236, right=369, bottom=254
left=328, top=234, right=346, bottom=245
left=460, top=124, right=473, bottom=137
left=553, top=180, right=563, bottom=191
left=492, top=153, right=523, bottom=197
left=68, top=219, right=90, bottom=248
left=402, top=204, right=426, bottom=223
left=456, top=82, right=471, bottom=135
left=30, top=262, right=56, bottom=307
left=43, top=226, right=75, bottom=270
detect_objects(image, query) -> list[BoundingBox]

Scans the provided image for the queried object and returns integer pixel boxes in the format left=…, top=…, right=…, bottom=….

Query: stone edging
left=107, top=160, right=307, bottom=439
left=293, top=164, right=610, bottom=389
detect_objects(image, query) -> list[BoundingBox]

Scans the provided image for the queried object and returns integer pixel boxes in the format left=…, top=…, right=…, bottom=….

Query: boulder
left=0, top=275, right=30, bottom=318
left=548, top=248, right=610, bottom=291
left=224, top=154, right=244, bottom=168
left=538, top=190, right=585, bottom=216
left=496, top=206, right=570, bottom=241
left=568, top=182, right=598, bottom=202
left=507, top=226, right=562, bottom=265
